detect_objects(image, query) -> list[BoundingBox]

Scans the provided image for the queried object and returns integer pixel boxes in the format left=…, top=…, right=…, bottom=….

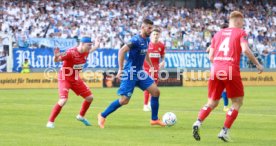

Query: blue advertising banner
left=12, top=48, right=118, bottom=72
left=12, top=48, right=276, bottom=72
left=18, top=38, right=78, bottom=50
left=165, top=51, right=211, bottom=68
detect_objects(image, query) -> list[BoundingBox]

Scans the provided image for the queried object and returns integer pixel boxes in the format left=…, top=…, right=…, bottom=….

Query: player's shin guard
left=101, top=99, right=122, bottom=118
left=198, top=106, right=212, bottom=122
left=144, top=91, right=150, bottom=105
left=224, top=108, right=238, bottom=129
left=79, top=100, right=91, bottom=117
left=49, top=103, right=62, bottom=122
left=151, top=96, right=159, bottom=120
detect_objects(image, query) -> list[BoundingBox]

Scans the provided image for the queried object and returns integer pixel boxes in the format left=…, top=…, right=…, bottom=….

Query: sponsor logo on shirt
left=73, top=63, right=85, bottom=69
left=140, top=49, right=147, bottom=55
left=149, top=53, right=161, bottom=58
left=214, top=57, right=234, bottom=61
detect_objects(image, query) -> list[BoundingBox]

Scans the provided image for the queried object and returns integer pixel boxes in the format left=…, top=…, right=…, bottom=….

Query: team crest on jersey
left=73, top=63, right=84, bottom=70
left=140, top=49, right=147, bottom=55
left=158, top=47, right=161, bottom=51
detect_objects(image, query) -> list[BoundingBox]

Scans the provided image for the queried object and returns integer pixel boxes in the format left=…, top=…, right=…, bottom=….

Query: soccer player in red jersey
left=46, top=36, right=100, bottom=128
left=192, top=11, right=263, bottom=142
left=143, top=28, right=165, bottom=112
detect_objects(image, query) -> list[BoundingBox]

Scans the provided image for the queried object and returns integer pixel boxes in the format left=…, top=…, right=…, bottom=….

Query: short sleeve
left=240, top=30, right=248, bottom=44
left=59, top=50, right=72, bottom=61
left=126, top=36, right=138, bottom=49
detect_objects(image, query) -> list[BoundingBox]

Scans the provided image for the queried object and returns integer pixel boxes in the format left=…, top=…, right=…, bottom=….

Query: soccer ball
left=162, top=112, right=177, bottom=126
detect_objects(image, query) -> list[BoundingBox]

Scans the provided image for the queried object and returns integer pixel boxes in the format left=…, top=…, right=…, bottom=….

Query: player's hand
left=116, top=69, right=123, bottom=79
left=256, top=64, right=263, bottom=74
left=206, top=47, right=210, bottom=53
left=54, top=47, right=60, bottom=56
left=149, top=67, right=155, bottom=77
left=159, top=61, right=165, bottom=69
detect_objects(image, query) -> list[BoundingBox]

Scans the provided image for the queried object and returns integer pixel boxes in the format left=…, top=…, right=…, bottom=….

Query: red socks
left=224, top=108, right=239, bottom=128
left=198, top=106, right=212, bottom=122
left=49, top=104, right=62, bottom=122
left=144, top=91, right=150, bottom=105
left=79, top=100, right=92, bottom=117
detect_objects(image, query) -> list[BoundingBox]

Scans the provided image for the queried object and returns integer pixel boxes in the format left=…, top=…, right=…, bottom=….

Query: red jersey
left=211, top=28, right=248, bottom=76
left=143, top=41, right=165, bottom=71
left=58, top=47, right=89, bottom=80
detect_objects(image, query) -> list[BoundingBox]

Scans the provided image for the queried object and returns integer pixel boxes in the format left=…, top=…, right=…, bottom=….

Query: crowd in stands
left=1, top=0, right=276, bottom=56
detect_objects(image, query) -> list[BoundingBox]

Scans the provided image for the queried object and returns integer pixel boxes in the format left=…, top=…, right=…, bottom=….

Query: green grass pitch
left=0, top=86, right=276, bottom=146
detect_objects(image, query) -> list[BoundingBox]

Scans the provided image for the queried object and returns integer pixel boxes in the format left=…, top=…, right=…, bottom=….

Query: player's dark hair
left=142, top=19, right=154, bottom=25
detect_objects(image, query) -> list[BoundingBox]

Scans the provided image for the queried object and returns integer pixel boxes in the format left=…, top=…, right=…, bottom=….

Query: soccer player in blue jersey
left=97, top=19, right=166, bottom=128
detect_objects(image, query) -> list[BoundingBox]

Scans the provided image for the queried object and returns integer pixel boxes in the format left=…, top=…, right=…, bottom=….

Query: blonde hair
left=229, top=11, right=244, bottom=19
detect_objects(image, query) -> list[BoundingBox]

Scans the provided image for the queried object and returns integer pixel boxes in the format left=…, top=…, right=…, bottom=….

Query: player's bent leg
left=119, top=96, right=130, bottom=105
left=58, top=98, right=68, bottom=106
left=218, top=97, right=243, bottom=142
left=230, top=96, right=243, bottom=111
left=192, top=99, right=219, bottom=141
left=76, top=95, right=93, bottom=126
left=147, top=83, right=160, bottom=97
left=46, top=98, right=68, bottom=128
left=98, top=96, right=129, bottom=128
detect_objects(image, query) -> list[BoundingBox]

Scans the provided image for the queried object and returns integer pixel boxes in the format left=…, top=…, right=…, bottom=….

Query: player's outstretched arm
left=241, top=42, right=263, bottom=74
left=116, top=44, right=130, bottom=78
left=90, top=37, right=100, bottom=53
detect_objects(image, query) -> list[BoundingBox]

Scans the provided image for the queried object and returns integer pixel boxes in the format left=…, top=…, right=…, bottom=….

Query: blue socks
left=101, top=99, right=122, bottom=118
left=221, top=91, right=228, bottom=106
left=151, top=96, right=159, bottom=120
left=101, top=96, right=160, bottom=120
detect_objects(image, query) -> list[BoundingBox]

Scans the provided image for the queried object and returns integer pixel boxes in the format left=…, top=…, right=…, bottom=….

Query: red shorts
left=58, top=77, right=92, bottom=99
left=145, top=70, right=159, bottom=83
left=208, top=75, right=244, bottom=100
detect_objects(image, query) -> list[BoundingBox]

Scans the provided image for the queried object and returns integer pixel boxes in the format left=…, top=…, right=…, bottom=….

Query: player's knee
left=232, top=101, right=243, bottom=110
left=151, top=88, right=160, bottom=97
left=231, top=97, right=243, bottom=110
left=58, top=99, right=68, bottom=106
left=238, top=100, right=243, bottom=107
left=207, top=101, right=219, bottom=109
left=119, top=96, right=130, bottom=105
left=85, top=96, right=93, bottom=102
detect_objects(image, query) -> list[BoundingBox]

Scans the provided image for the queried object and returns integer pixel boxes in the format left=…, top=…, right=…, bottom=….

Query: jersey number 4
left=218, top=37, right=230, bottom=56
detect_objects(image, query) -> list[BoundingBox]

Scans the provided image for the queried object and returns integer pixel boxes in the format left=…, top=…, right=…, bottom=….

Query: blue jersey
left=124, top=35, right=150, bottom=72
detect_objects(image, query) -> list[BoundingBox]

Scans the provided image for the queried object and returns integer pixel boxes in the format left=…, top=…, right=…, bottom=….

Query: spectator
left=0, top=0, right=275, bottom=52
